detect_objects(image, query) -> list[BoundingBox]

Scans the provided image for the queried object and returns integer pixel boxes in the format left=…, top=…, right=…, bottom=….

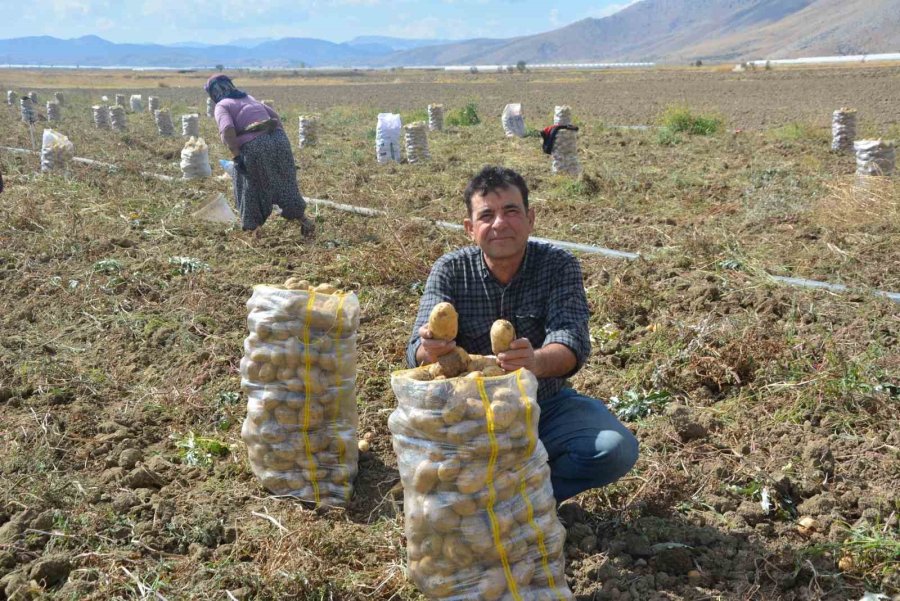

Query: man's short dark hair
left=464, top=166, right=529, bottom=215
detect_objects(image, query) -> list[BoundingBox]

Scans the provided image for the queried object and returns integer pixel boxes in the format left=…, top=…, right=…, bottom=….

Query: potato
left=465, top=397, right=487, bottom=420
left=512, top=559, right=535, bottom=586
left=283, top=277, right=310, bottom=290
left=441, top=395, right=467, bottom=425
left=446, top=420, right=481, bottom=444
left=442, top=535, right=473, bottom=567
left=428, top=302, right=458, bottom=340
left=436, top=346, right=469, bottom=378
left=412, top=459, right=440, bottom=493
left=490, top=400, right=518, bottom=430
left=478, top=567, right=507, bottom=601
left=406, top=367, right=434, bottom=382
left=456, top=464, right=488, bottom=494
left=449, top=492, right=478, bottom=516
left=313, top=282, right=338, bottom=294
left=423, top=496, right=461, bottom=534
left=258, top=363, right=277, bottom=383
left=437, top=458, right=461, bottom=482
left=467, top=354, right=499, bottom=372
left=490, top=319, right=516, bottom=355
left=483, top=365, right=506, bottom=377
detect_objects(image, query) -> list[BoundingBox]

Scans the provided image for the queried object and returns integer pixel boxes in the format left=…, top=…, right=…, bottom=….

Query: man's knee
left=590, top=428, right=639, bottom=485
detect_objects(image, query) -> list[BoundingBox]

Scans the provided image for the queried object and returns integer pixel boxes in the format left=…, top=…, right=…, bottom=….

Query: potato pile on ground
left=389, top=368, right=573, bottom=601
left=240, top=279, right=360, bottom=506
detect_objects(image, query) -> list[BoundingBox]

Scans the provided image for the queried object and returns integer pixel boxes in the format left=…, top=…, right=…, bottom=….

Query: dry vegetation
left=0, top=66, right=897, bottom=601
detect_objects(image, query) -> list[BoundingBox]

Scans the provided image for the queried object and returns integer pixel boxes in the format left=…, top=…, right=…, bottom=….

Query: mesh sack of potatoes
left=240, top=279, right=361, bottom=507
left=388, top=305, right=573, bottom=601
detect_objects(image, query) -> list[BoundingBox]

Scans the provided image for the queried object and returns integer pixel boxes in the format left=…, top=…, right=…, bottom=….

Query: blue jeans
left=539, top=388, right=639, bottom=503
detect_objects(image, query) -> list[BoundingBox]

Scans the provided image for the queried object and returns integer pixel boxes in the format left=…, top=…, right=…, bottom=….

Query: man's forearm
left=532, top=343, right=577, bottom=379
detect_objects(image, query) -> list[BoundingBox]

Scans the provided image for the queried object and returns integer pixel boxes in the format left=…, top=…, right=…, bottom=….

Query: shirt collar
left=478, top=240, right=532, bottom=284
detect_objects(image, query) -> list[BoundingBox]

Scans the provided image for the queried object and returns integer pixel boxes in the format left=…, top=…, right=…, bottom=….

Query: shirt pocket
left=512, top=305, right=546, bottom=348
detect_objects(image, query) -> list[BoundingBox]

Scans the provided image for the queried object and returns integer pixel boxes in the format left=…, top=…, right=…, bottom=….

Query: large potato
left=490, top=319, right=516, bottom=355
left=436, top=346, right=469, bottom=378
left=427, top=302, right=458, bottom=340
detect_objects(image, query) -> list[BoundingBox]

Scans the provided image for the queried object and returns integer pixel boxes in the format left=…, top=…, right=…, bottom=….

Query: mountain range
left=1, top=0, right=898, bottom=68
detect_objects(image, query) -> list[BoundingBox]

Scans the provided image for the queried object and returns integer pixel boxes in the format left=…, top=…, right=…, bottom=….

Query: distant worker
left=205, top=74, right=315, bottom=236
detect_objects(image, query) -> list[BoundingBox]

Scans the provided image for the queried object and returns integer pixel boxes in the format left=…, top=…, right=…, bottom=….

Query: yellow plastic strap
left=477, top=377, right=522, bottom=601
left=302, top=290, right=321, bottom=505
left=518, top=476, right=566, bottom=600
left=332, top=292, right=350, bottom=503
left=515, top=370, right=536, bottom=457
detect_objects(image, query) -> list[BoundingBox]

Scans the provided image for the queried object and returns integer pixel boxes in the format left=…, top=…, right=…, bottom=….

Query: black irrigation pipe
left=3, top=145, right=899, bottom=303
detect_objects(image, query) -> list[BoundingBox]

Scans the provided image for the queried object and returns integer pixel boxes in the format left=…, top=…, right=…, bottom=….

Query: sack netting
left=240, top=283, right=360, bottom=507
left=390, top=368, right=573, bottom=601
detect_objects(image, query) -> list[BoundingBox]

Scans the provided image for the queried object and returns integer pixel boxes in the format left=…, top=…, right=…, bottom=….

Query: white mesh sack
left=502, top=104, right=526, bottom=138
left=154, top=109, right=175, bottom=136
left=831, top=108, right=857, bottom=153
left=147, top=96, right=160, bottom=113
left=115, top=94, right=126, bottom=107
left=40, top=129, right=75, bottom=173
left=92, top=105, right=110, bottom=129
left=405, top=121, right=430, bottom=164
left=855, top=140, right=896, bottom=176
left=130, top=94, right=143, bottom=112
left=552, top=106, right=581, bottom=176
left=428, top=104, right=444, bottom=132
left=182, top=113, right=200, bottom=137
left=376, top=113, right=402, bottom=164
left=20, top=98, right=36, bottom=124
left=180, top=137, right=212, bottom=180
left=206, top=97, right=215, bottom=118
left=390, top=368, right=573, bottom=601
left=46, top=102, right=61, bottom=123
left=110, top=105, right=127, bottom=131
left=27, top=91, right=38, bottom=104
left=298, top=115, right=318, bottom=148
left=6, top=90, right=17, bottom=106
left=53, top=92, right=64, bottom=106
left=240, top=281, right=360, bottom=507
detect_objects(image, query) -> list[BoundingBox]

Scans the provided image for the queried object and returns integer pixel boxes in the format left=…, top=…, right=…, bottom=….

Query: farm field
left=0, top=66, right=898, bottom=601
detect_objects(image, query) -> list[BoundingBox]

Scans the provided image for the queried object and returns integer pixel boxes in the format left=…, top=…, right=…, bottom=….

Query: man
left=407, top=166, right=638, bottom=503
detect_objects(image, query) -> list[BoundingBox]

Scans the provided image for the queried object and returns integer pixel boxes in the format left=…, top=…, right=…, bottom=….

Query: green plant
left=659, top=105, right=723, bottom=136
left=446, top=102, right=480, bottom=127
left=172, top=432, right=230, bottom=467
left=656, top=127, right=683, bottom=146
left=608, top=389, right=671, bottom=421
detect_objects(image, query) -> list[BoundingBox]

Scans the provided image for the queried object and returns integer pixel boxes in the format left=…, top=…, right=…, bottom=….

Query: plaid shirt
left=407, top=240, right=591, bottom=401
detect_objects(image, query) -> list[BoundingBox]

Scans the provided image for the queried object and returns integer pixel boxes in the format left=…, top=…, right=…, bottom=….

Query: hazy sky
left=2, top=0, right=640, bottom=45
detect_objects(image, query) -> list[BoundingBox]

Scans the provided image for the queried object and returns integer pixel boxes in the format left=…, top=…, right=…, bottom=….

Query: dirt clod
left=28, top=555, right=70, bottom=587
left=118, top=448, right=143, bottom=469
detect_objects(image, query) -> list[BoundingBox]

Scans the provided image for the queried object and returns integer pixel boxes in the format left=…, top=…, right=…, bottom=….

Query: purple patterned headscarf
left=205, top=74, right=248, bottom=104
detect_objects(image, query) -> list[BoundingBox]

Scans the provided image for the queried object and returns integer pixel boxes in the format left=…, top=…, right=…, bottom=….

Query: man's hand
left=497, top=338, right=536, bottom=373
left=417, top=325, right=456, bottom=365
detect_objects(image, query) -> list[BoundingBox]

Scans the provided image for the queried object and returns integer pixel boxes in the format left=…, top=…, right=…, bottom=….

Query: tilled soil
left=0, top=68, right=898, bottom=600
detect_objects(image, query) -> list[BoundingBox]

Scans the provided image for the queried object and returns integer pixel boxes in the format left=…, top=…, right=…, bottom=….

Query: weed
left=168, top=256, right=210, bottom=274
left=446, top=102, right=480, bottom=126
left=659, top=105, right=723, bottom=135
left=93, top=258, right=123, bottom=274
left=656, top=127, right=683, bottom=146
left=608, top=389, right=671, bottom=421
left=172, top=432, right=230, bottom=467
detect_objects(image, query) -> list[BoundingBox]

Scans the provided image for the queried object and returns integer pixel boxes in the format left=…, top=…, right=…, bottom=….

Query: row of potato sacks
left=240, top=279, right=360, bottom=506
left=390, top=366, right=573, bottom=600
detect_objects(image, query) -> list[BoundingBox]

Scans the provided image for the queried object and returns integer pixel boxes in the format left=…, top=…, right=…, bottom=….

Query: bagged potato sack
left=241, top=281, right=360, bottom=506
left=390, top=368, right=573, bottom=601
left=40, top=129, right=75, bottom=173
